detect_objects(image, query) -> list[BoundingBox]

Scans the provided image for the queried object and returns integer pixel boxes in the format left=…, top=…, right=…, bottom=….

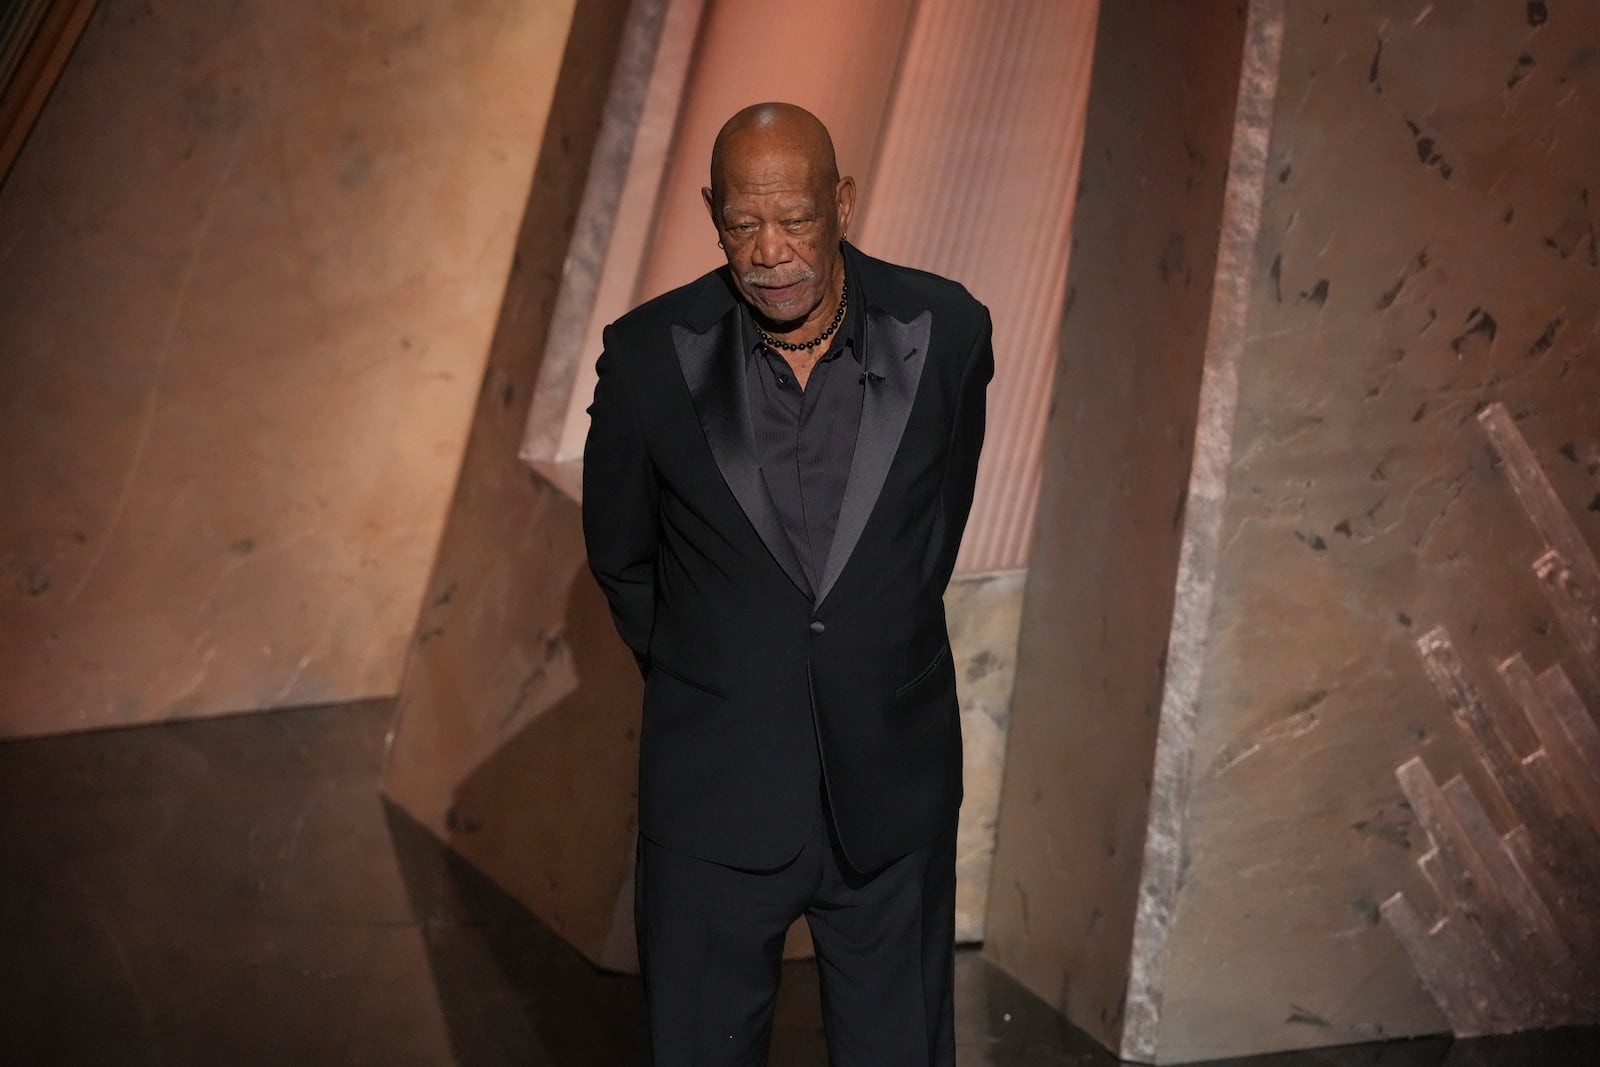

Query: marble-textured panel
left=997, top=0, right=1600, bottom=1060
left=948, top=570, right=1026, bottom=943
left=520, top=0, right=698, bottom=466
left=1377, top=409, right=1600, bottom=1034
left=379, top=0, right=637, bottom=969
left=0, top=0, right=573, bottom=737
left=1147, top=0, right=1600, bottom=1061
left=984, top=0, right=1254, bottom=1054
left=1122, top=2, right=1286, bottom=1059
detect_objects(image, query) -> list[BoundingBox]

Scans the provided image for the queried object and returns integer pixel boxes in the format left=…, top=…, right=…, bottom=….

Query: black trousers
left=635, top=803, right=957, bottom=1067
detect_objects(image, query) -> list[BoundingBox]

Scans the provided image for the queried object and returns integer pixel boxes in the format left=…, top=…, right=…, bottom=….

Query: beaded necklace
left=756, top=279, right=848, bottom=352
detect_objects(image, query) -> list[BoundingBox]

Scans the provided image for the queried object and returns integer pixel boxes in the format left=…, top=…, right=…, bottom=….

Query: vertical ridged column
left=854, top=0, right=1099, bottom=574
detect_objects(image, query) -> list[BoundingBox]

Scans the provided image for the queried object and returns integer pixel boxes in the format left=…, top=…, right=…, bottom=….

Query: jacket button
left=809, top=621, right=826, bottom=634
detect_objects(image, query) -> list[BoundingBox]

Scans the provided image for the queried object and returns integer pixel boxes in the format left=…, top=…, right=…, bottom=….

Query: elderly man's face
left=704, top=143, right=854, bottom=329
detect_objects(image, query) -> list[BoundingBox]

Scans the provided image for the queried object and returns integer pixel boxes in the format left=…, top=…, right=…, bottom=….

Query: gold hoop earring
left=717, top=240, right=724, bottom=249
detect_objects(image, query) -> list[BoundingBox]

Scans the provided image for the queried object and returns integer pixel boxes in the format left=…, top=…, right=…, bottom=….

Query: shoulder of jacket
left=853, top=247, right=986, bottom=320
left=609, top=269, right=724, bottom=336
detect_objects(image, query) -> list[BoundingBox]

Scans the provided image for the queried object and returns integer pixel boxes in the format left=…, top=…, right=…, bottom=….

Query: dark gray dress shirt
left=744, top=286, right=863, bottom=594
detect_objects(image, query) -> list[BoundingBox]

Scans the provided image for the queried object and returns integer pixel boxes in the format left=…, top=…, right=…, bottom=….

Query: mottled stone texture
left=993, top=0, right=1600, bottom=1062
left=948, top=571, right=1027, bottom=943
left=984, top=0, right=1253, bottom=1054
left=1376, top=408, right=1600, bottom=1037
left=1155, top=0, right=1600, bottom=1058
left=0, top=0, right=573, bottom=737
left=379, top=0, right=638, bottom=970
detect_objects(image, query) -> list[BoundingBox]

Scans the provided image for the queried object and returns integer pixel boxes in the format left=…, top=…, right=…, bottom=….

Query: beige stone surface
left=0, top=0, right=573, bottom=736
left=1153, top=2, right=1600, bottom=1058
left=947, top=570, right=1026, bottom=942
left=993, top=0, right=1600, bottom=1061
left=984, top=0, right=1252, bottom=1052
left=379, top=0, right=642, bottom=969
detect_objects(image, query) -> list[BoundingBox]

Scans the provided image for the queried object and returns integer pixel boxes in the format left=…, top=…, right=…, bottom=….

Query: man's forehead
left=722, top=150, right=819, bottom=182
left=716, top=172, right=827, bottom=212
left=721, top=178, right=817, bottom=200
left=714, top=127, right=832, bottom=175
left=719, top=198, right=816, bottom=220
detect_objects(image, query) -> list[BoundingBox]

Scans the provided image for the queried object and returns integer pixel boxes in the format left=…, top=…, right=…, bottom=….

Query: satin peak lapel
left=815, top=307, right=932, bottom=606
left=672, top=314, right=812, bottom=599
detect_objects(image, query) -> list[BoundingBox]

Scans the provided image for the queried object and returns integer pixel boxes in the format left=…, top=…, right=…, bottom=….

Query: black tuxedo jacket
left=582, top=242, right=992, bottom=873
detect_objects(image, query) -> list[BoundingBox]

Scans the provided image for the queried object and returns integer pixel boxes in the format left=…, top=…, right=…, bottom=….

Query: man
left=582, top=102, right=992, bottom=1066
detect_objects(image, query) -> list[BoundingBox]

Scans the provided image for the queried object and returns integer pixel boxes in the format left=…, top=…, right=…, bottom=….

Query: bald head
left=702, top=103, right=855, bottom=333
left=708, top=103, right=839, bottom=208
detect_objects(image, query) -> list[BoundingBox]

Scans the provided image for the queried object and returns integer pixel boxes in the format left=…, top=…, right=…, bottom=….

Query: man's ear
left=702, top=186, right=718, bottom=227
left=836, top=176, right=857, bottom=236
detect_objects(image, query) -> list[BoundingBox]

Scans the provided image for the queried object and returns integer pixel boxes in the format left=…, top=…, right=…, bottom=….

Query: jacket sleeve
left=933, top=306, right=994, bottom=590
left=582, top=326, right=658, bottom=675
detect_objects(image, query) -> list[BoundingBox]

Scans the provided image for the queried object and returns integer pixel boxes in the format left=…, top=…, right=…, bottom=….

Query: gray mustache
left=743, top=268, right=815, bottom=289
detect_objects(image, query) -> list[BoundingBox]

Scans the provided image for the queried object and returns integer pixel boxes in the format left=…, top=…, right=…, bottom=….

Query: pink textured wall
left=855, top=0, right=1099, bottom=573
left=0, top=0, right=575, bottom=737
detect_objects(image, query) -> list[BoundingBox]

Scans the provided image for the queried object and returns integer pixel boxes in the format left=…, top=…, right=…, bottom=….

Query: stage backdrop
left=988, top=0, right=1600, bottom=1060
left=0, top=0, right=575, bottom=737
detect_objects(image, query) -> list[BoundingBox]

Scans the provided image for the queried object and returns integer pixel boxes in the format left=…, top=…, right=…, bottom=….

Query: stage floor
left=2, top=699, right=1595, bottom=1065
